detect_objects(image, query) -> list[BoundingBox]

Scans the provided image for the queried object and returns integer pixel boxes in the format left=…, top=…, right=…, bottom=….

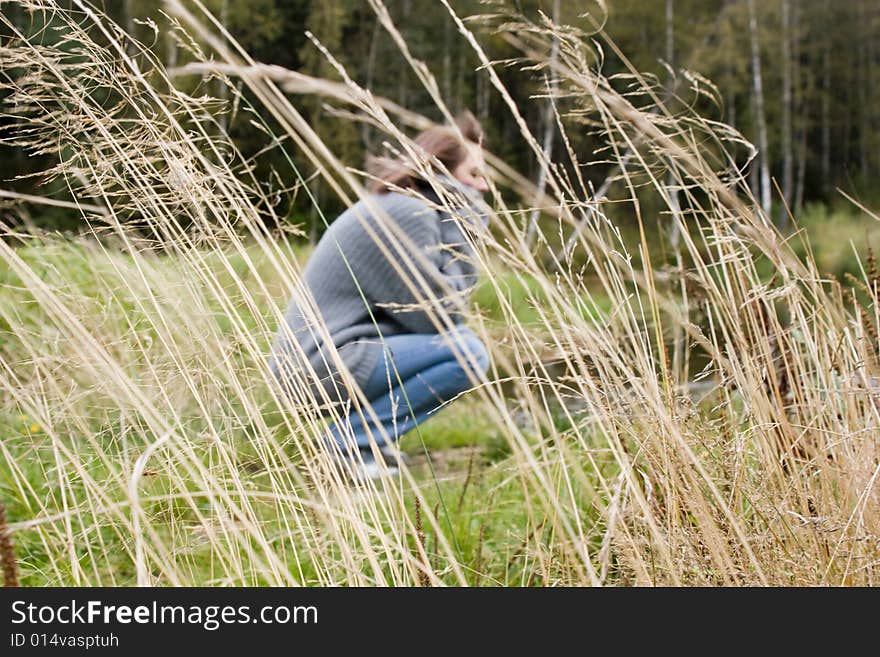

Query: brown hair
left=368, top=111, right=484, bottom=194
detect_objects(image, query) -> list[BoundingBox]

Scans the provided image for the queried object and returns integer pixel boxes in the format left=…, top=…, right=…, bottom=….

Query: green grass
left=472, top=269, right=613, bottom=329
left=793, top=201, right=880, bottom=280
left=5, top=203, right=873, bottom=586
left=0, top=237, right=613, bottom=586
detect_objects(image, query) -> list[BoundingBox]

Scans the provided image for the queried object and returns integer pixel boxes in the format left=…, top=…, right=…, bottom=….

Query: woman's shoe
left=336, top=449, right=400, bottom=482
left=377, top=443, right=411, bottom=467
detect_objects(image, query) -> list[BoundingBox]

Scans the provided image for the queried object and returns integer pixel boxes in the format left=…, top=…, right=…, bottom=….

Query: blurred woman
left=270, top=112, right=491, bottom=480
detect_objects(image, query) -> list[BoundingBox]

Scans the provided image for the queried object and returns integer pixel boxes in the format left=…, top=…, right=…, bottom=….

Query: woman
left=270, top=112, right=491, bottom=481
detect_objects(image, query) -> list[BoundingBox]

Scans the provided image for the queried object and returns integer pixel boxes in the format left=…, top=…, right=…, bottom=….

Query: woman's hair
left=368, top=111, right=484, bottom=194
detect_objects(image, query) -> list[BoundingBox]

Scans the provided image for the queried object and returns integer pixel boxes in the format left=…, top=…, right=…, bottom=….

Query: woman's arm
left=348, top=194, right=471, bottom=334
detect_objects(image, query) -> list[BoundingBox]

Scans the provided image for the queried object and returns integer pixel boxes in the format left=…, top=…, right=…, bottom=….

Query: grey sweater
left=269, top=176, right=489, bottom=409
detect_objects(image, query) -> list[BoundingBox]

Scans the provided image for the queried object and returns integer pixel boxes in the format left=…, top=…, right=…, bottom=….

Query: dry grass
left=0, top=0, right=878, bottom=586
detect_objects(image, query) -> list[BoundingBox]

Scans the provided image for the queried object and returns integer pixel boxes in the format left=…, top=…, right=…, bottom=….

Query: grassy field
left=0, top=239, right=614, bottom=586
left=2, top=0, right=880, bottom=588
left=3, top=203, right=879, bottom=586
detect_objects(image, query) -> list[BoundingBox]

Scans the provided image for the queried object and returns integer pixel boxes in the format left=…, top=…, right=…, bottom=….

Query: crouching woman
left=269, top=112, right=491, bottom=480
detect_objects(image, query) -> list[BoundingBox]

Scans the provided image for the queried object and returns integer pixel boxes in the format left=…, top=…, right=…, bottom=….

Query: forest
left=3, top=1, right=878, bottom=236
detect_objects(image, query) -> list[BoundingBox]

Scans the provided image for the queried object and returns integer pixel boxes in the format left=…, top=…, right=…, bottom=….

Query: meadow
left=1, top=0, right=879, bottom=587
left=1, top=240, right=609, bottom=586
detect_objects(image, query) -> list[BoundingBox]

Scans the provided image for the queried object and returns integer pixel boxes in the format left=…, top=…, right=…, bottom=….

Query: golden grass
left=0, top=0, right=878, bottom=586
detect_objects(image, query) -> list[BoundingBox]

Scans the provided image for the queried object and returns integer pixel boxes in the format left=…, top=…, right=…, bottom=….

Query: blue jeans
left=326, top=326, right=490, bottom=454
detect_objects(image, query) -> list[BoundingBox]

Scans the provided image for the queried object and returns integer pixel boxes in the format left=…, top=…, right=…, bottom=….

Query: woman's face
left=452, top=144, right=489, bottom=193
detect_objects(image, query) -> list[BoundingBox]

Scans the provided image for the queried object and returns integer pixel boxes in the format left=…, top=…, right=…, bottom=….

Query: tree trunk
left=398, top=0, right=410, bottom=108
left=363, top=16, right=381, bottom=150
left=727, top=55, right=737, bottom=130
left=123, top=0, right=134, bottom=39
left=443, top=13, right=452, bottom=101
left=217, top=0, right=229, bottom=134
left=821, top=2, right=831, bottom=194
left=665, top=0, right=682, bottom=248
left=749, top=93, right=759, bottom=199
left=165, top=25, right=178, bottom=70
left=870, top=2, right=878, bottom=182
left=858, top=0, right=869, bottom=180
left=455, top=41, right=464, bottom=104
left=791, top=1, right=805, bottom=213
left=727, top=87, right=736, bottom=130
left=476, top=67, right=490, bottom=126
left=525, top=0, right=560, bottom=248
left=795, top=127, right=807, bottom=214
left=747, top=0, right=772, bottom=215
left=779, top=0, right=793, bottom=227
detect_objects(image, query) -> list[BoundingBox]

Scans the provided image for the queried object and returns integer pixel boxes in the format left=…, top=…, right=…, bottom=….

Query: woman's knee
left=462, top=335, right=490, bottom=376
left=438, top=326, right=490, bottom=377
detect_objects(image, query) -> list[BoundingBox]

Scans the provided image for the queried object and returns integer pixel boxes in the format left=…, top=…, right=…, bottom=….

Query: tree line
left=1, top=0, right=877, bottom=234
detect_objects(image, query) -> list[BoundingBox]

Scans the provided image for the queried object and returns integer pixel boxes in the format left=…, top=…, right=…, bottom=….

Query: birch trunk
left=779, top=0, right=793, bottom=227
left=665, top=0, right=682, bottom=248
left=525, top=0, right=560, bottom=248
left=791, top=2, right=805, bottom=212
left=217, top=0, right=228, bottom=133
left=747, top=0, right=772, bottom=215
